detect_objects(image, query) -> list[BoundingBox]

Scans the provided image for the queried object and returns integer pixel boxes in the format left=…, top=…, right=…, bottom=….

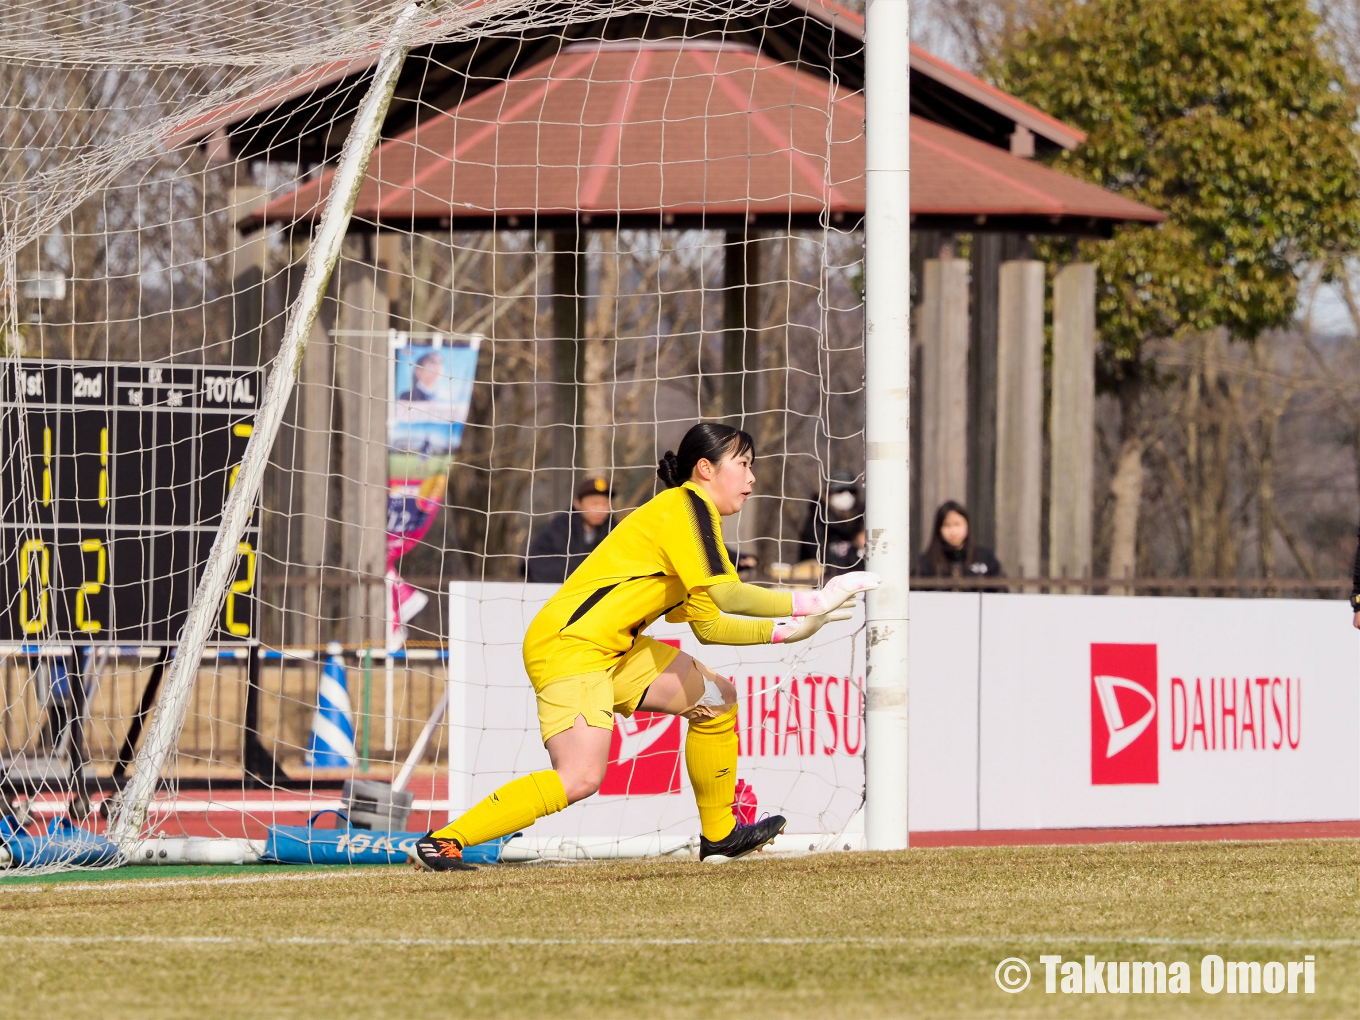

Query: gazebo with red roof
left=182, top=0, right=1163, bottom=567
left=244, top=39, right=1156, bottom=238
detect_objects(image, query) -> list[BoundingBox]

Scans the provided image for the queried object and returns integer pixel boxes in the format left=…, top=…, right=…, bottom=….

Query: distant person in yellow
left=411, top=422, right=880, bottom=870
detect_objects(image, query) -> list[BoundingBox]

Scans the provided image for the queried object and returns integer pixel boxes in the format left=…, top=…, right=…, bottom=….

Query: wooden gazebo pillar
left=723, top=228, right=760, bottom=425
left=994, top=257, right=1045, bottom=582
left=285, top=234, right=390, bottom=646
left=1049, top=262, right=1097, bottom=587
left=551, top=227, right=587, bottom=504
left=969, top=232, right=1035, bottom=556
left=227, top=184, right=268, bottom=367
left=967, top=232, right=1001, bottom=551
left=334, top=236, right=391, bottom=646
left=918, top=253, right=970, bottom=528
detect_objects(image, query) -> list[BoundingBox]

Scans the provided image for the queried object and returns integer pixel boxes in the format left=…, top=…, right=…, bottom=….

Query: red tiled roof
left=910, top=117, right=1154, bottom=223
left=786, top=0, right=1087, bottom=149
left=249, top=40, right=1160, bottom=230
left=168, top=2, right=1087, bottom=156
left=164, top=53, right=379, bottom=150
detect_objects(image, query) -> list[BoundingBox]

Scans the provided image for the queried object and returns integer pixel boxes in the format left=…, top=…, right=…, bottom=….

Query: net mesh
left=0, top=0, right=869, bottom=873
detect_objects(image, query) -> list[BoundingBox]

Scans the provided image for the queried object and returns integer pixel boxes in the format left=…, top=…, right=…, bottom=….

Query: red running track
left=26, top=776, right=452, bottom=840
left=23, top=786, right=1360, bottom=847
left=911, top=821, right=1360, bottom=847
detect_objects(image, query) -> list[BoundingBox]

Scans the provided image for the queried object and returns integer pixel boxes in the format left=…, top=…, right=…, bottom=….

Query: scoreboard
left=0, top=360, right=262, bottom=645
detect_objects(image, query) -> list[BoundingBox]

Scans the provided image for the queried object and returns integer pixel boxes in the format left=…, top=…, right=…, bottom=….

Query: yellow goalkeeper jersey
left=523, top=481, right=738, bottom=686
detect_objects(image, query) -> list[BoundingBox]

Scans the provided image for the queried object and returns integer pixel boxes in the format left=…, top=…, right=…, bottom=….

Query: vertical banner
left=386, top=331, right=480, bottom=646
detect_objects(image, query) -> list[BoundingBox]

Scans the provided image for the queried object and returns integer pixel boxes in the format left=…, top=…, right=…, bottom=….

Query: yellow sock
left=685, top=706, right=739, bottom=842
left=431, top=770, right=567, bottom=847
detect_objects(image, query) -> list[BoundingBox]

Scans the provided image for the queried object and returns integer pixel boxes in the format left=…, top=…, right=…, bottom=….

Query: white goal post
left=861, top=0, right=912, bottom=850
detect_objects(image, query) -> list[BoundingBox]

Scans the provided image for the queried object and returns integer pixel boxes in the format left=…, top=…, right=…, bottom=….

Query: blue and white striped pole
left=305, top=642, right=358, bottom=768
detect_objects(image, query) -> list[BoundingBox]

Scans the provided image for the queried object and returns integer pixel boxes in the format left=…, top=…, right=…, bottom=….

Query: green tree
left=992, top=0, right=1360, bottom=578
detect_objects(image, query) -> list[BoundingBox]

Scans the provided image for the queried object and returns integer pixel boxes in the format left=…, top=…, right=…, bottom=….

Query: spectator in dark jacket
left=1350, top=525, right=1360, bottom=628
left=526, top=476, right=614, bottom=583
left=916, top=500, right=1003, bottom=590
left=798, top=471, right=867, bottom=578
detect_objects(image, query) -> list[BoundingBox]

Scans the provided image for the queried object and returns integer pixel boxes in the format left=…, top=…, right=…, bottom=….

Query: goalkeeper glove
left=790, top=570, right=881, bottom=617
left=771, top=609, right=853, bottom=644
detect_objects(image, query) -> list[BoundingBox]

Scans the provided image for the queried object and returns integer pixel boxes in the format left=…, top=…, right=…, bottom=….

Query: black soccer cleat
left=699, top=815, right=787, bottom=863
left=409, top=832, right=477, bottom=872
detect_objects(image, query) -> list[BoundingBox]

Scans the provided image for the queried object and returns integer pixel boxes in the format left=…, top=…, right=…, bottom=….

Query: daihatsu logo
left=1093, top=675, right=1157, bottom=758
left=1090, top=644, right=1159, bottom=785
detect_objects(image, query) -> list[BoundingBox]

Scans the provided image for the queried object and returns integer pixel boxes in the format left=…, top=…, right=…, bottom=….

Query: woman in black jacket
left=916, top=500, right=1003, bottom=591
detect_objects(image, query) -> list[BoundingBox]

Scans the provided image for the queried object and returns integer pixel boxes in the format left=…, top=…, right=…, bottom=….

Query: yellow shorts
left=531, top=636, right=681, bottom=744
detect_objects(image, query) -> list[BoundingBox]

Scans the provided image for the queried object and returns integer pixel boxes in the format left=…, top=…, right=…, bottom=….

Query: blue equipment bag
left=0, top=815, right=121, bottom=869
left=261, top=811, right=515, bottom=865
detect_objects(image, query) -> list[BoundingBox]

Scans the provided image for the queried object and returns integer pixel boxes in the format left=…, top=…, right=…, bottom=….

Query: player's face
left=697, top=449, right=755, bottom=516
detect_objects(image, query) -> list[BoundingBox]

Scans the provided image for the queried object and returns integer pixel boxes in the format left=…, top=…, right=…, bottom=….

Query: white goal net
left=0, top=0, right=873, bottom=873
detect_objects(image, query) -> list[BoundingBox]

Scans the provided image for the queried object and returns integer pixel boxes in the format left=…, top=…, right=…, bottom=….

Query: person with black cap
left=525, top=475, right=615, bottom=583
left=797, top=470, right=867, bottom=579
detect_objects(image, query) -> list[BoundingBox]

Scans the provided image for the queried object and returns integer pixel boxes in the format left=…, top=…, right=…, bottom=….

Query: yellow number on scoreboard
left=18, top=537, right=49, bottom=635
left=224, top=540, right=256, bottom=637
left=75, top=537, right=106, bottom=633
left=41, top=426, right=52, bottom=505
left=228, top=422, right=252, bottom=491
left=99, top=427, right=109, bottom=507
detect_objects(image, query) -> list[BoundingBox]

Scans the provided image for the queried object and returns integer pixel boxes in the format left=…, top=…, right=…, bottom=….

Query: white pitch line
left=3, top=934, right=1359, bottom=950
left=0, top=869, right=356, bottom=895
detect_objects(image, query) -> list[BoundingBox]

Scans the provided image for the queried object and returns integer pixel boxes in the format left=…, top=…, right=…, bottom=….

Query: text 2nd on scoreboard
left=1, top=360, right=263, bottom=645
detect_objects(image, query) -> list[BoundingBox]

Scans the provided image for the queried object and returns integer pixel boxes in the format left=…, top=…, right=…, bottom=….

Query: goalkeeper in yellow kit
left=410, top=422, right=879, bottom=870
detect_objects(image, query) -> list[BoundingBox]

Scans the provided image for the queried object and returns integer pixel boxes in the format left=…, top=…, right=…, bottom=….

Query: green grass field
left=2, top=841, right=1358, bottom=1019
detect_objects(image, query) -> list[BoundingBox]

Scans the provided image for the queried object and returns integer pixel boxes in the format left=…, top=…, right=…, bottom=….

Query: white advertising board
left=906, top=592, right=981, bottom=830
left=445, top=585, right=1355, bottom=838
left=977, top=594, right=1360, bottom=829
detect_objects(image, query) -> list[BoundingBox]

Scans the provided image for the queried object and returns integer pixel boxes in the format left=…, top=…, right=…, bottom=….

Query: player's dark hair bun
left=657, top=422, right=755, bottom=488
left=657, top=450, right=682, bottom=488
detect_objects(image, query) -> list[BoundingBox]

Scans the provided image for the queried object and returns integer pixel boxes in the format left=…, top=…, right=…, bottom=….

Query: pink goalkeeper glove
left=771, top=609, right=853, bottom=644
left=790, top=570, right=881, bottom=617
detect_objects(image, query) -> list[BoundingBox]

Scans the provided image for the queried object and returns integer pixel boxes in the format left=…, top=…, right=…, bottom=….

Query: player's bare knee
left=561, top=766, right=603, bottom=804
left=680, top=663, right=736, bottom=721
left=560, top=750, right=607, bottom=802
